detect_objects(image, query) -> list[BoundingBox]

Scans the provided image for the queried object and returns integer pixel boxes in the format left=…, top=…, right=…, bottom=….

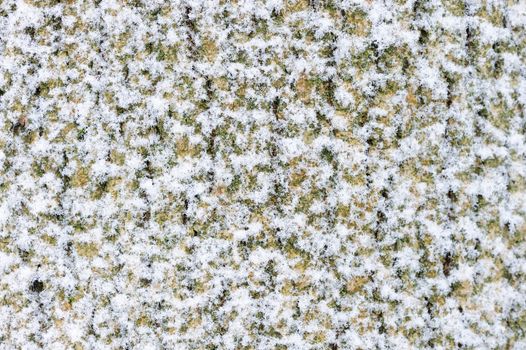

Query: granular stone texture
left=1, top=0, right=526, bottom=349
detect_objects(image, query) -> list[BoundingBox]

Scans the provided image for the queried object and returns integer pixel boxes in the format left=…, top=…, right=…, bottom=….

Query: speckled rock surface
left=1, top=0, right=526, bottom=349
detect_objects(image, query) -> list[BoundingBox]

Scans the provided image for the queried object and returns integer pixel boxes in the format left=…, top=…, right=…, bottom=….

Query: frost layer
left=0, top=0, right=526, bottom=349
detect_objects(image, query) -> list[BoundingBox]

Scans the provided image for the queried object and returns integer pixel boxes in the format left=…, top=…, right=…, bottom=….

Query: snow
left=0, top=0, right=525, bottom=349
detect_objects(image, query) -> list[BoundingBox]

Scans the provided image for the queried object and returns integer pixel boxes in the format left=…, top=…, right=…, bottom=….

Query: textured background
left=1, top=0, right=526, bottom=349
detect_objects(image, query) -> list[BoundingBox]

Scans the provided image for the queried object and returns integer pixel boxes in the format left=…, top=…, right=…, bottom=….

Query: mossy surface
left=0, top=0, right=525, bottom=349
